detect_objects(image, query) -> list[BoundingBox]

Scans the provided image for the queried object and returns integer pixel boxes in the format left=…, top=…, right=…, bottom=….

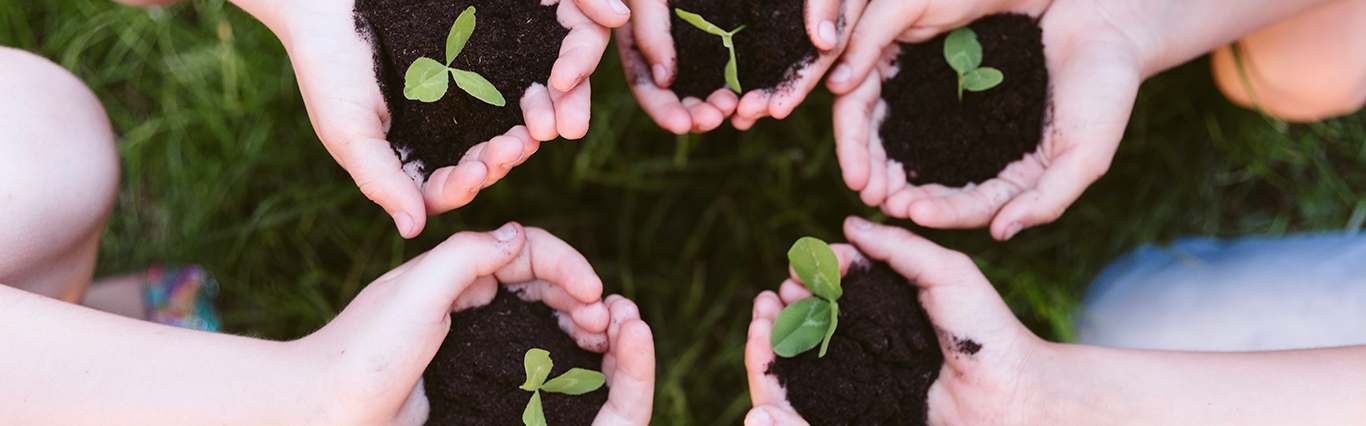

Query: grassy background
left=7, top=0, right=1366, bottom=424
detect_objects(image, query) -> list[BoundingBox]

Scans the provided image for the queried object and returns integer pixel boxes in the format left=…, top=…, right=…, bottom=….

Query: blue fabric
left=1077, top=232, right=1366, bottom=351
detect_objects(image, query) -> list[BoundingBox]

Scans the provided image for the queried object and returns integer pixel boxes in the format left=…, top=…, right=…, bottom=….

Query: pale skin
left=617, top=0, right=866, bottom=133
left=828, top=0, right=1366, bottom=241
left=119, top=0, right=629, bottom=238
left=0, top=47, right=654, bottom=425
left=745, top=217, right=1366, bottom=426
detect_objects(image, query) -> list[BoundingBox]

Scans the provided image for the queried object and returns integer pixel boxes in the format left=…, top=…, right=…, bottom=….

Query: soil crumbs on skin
left=879, top=13, right=1047, bottom=187
left=768, top=261, right=943, bottom=426
left=424, top=286, right=606, bottom=426
left=668, top=0, right=818, bottom=99
left=355, top=0, right=567, bottom=179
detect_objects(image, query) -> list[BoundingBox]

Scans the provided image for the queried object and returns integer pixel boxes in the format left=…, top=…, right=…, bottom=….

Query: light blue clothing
left=1077, top=233, right=1366, bottom=351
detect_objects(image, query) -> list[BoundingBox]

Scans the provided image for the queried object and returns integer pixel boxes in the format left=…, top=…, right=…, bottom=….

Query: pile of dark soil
left=767, top=261, right=943, bottom=426
left=355, top=0, right=568, bottom=179
left=668, top=0, right=819, bottom=99
left=424, top=287, right=607, bottom=426
left=879, top=14, right=1048, bottom=187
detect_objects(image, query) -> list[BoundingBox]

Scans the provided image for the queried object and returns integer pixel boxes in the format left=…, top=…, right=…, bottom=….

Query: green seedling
left=770, top=237, right=843, bottom=358
left=675, top=9, right=746, bottom=93
left=403, top=6, right=506, bottom=106
left=520, top=348, right=606, bottom=426
left=943, top=27, right=1003, bottom=102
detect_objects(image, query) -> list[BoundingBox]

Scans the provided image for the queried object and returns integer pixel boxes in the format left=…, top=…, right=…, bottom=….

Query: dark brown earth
left=879, top=14, right=1048, bottom=187
left=767, top=261, right=944, bottom=426
left=668, top=0, right=819, bottom=99
left=423, top=286, right=607, bottom=426
left=355, top=0, right=567, bottom=179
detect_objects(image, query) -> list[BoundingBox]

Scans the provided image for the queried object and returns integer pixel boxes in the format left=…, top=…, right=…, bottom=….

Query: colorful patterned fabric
left=143, top=265, right=221, bottom=332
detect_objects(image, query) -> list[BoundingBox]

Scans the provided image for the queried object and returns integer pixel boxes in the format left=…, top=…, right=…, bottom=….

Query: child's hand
left=616, top=0, right=865, bottom=133
left=229, top=0, right=613, bottom=238
left=745, top=217, right=1049, bottom=426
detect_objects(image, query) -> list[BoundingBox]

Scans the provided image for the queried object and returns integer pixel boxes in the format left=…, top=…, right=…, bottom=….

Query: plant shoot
left=770, top=237, right=843, bottom=358
left=520, top=348, right=606, bottom=426
left=675, top=9, right=745, bottom=94
left=943, top=27, right=1003, bottom=102
left=403, top=6, right=506, bottom=106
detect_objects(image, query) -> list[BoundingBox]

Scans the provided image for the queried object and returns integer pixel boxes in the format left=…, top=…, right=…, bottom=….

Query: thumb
left=343, top=137, right=430, bottom=239
left=393, top=222, right=528, bottom=313
left=744, top=406, right=810, bottom=426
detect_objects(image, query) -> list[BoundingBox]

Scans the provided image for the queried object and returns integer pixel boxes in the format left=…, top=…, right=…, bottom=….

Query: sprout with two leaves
left=674, top=9, right=746, bottom=94
left=770, top=237, right=843, bottom=358
left=403, top=6, right=506, bottom=106
left=943, top=27, right=1004, bottom=102
left=519, top=348, right=606, bottom=426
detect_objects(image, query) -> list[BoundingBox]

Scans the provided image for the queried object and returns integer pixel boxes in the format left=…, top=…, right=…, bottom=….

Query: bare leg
left=1211, top=0, right=1366, bottom=122
left=0, top=47, right=119, bottom=303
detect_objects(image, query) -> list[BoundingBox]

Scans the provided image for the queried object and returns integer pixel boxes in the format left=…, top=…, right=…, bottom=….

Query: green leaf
left=943, top=28, right=982, bottom=74
left=446, top=6, right=477, bottom=65
left=542, top=368, right=606, bottom=395
left=724, top=44, right=741, bottom=93
left=818, top=301, right=838, bottom=357
left=787, top=237, right=841, bottom=301
left=449, top=68, right=506, bottom=107
left=770, top=297, right=832, bottom=357
left=675, top=9, right=728, bottom=37
left=521, top=348, right=552, bottom=391
left=522, top=390, right=545, bottom=426
left=403, top=57, right=449, bottom=103
left=963, top=67, right=1004, bottom=92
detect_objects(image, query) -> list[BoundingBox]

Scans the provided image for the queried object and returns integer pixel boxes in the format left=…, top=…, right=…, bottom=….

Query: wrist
left=1024, top=342, right=1119, bottom=426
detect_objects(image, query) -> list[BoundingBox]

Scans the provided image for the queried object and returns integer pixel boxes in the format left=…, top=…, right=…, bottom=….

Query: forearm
left=0, top=285, right=328, bottom=426
left=1037, top=341, right=1366, bottom=425
left=1134, top=0, right=1344, bottom=75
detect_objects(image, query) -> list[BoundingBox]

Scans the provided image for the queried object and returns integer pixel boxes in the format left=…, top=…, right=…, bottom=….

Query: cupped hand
left=828, top=0, right=1143, bottom=240
left=238, top=0, right=614, bottom=238
left=745, top=217, right=1052, bottom=426
left=301, top=222, right=654, bottom=426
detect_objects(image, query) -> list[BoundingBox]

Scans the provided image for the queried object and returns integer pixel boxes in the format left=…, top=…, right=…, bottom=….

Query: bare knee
left=0, top=47, right=119, bottom=301
left=1211, top=0, right=1366, bottom=122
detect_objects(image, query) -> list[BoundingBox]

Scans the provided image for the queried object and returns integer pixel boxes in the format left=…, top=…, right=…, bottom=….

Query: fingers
left=626, top=0, right=675, bottom=88
left=777, top=279, right=813, bottom=305
left=393, top=222, right=528, bottom=313
left=594, top=296, right=655, bottom=426
left=617, top=23, right=692, bottom=134
left=553, top=0, right=612, bottom=93
left=496, top=227, right=605, bottom=305
left=860, top=111, right=890, bottom=207
left=746, top=291, right=788, bottom=407
left=745, top=406, right=810, bottom=426
left=830, top=0, right=927, bottom=94
left=522, top=83, right=559, bottom=141
left=786, top=243, right=865, bottom=286
left=552, top=77, right=594, bottom=139
left=683, top=97, right=726, bottom=133
left=989, top=48, right=1140, bottom=240
left=804, top=0, right=843, bottom=51
left=421, top=161, right=489, bottom=214
left=573, top=0, right=632, bottom=30
left=511, top=280, right=611, bottom=336
left=832, top=68, right=881, bottom=192
left=345, top=138, right=429, bottom=239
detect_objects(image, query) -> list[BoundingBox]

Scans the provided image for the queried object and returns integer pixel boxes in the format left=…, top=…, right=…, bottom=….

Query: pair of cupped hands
left=232, top=0, right=1195, bottom=242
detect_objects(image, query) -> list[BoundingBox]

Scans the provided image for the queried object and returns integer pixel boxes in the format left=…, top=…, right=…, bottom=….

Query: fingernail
left=829, top=63, right=851, bottom=84
left=502, top=151, right=526, bottom=169
left=744, top=408, right=773, bottom=426
left=608, top=0, right=629, bottom=15
left=392, top=212, right=414, bottom=237
left=652, top=63, right=668, bottom=87
left=818, top=20, right=837, bottom=47
left=490, top=222, right=518, bottom=241
left=1003, top=222, right=1024, bottom=241
left=848, top=215, right=874, bottom=230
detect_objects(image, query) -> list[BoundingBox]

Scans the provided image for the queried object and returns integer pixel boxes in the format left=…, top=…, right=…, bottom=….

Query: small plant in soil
left=943, top=27, right=1003, bottom=102
left=519, top=348, right=606, bottom=426
left=403, top=6, right=506, bottom=106
left=674, top=9, right=746, bottom=93
left=770, top=237, right=843, bottom=358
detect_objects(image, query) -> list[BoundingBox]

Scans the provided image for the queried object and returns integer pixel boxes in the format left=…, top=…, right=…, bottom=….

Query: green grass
left=6, top=0, right=1366, bottom=424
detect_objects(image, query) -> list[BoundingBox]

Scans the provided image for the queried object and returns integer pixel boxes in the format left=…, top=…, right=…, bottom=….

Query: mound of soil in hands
left=879, top=13, right=1047, bottom=187
left=424, top=286, right=607, bottom=426
left=767, top=261, right=943, bottom=426
left=668, top=0, right=819, bottom=99
left=355, top=0, right=567, bottom=179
